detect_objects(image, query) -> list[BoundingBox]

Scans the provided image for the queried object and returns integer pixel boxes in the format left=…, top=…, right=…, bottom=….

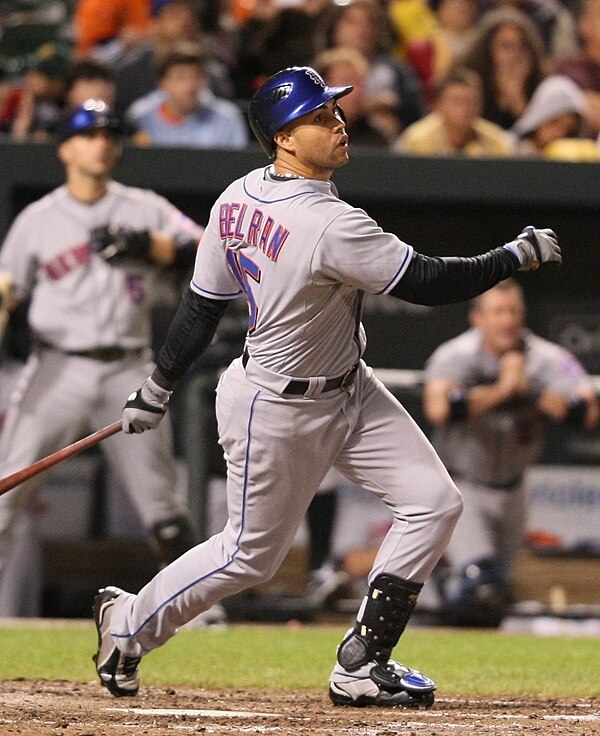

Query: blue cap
left=59, top=99, right=121, bottom=143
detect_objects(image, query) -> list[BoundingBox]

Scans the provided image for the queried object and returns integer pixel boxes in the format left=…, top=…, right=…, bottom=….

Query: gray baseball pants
left=111, top=358, right=463, bottom=657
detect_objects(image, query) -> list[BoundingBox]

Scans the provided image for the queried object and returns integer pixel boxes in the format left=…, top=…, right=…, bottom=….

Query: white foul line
left=107, top=707, right=282, bottom=719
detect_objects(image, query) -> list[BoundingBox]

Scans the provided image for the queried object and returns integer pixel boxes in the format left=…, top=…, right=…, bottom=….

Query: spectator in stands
left=430, top=0, right=481, bottom=81
left=126, top=41, right=248, bottom=148
left=458, top=6, right=548, bottom=130
left=0, top=1, right=69, bottom=75
left=324, top=0, right=426, bottom=145
left=115, top=0, right=234, bottom=123
left=510, top=74, right=596, bottom=157
left=313, top=47, right=390, bottom=147
left=64, top=59, right=116, bottom=111
left=233, top=0, right=335, bottom=101
left=196, top=0, right=240, bottom=73
left=388, top=0, right=439, bottom=63
left=0, top=66, right=17, bottom=135
left=387, top=0, right=440, bottom=103
left=395, top=66, right=516, bottom=155
left=0, top=1, right=66, bottom=27
left=483, top=0, right=579, bottom=60
left=72, top=0, right=152, bottom=64
left=554, top=0, right=600, bottom=136
left=9, top=41, right=71, bottom=142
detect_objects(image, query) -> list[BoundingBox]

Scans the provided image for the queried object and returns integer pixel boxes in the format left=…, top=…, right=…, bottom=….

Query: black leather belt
left=487, top=479, right=521, bottom=491
left=65, top=346, right=142, bottom=362
left=242, top=349, right=357, bottom=395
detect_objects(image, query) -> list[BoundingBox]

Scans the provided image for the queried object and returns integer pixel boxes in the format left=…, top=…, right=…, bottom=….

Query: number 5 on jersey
left=226, top=249, right=261, bottom=332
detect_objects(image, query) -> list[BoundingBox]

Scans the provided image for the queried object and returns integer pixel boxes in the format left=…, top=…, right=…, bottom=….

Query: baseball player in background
left=305, top=467, right=352, bottom=607
left=92, top=67, right=561, bottom=707
left=422, top=279, right=598, bottom=626
left=0, top=99, right=204, bottom=614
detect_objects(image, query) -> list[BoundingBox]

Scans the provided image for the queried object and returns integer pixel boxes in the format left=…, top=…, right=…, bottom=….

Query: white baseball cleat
left=92, top=586, right=141, bottom=697
left=329, top=659, right=436, bottom=708
left=306, top=564, right=351, bottom=608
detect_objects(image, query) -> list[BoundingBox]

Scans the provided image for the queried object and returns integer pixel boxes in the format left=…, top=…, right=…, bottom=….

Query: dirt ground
left=0, top=680, right=599, bottom=736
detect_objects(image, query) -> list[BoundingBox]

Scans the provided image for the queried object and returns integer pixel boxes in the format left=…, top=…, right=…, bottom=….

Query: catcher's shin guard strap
left=338, top=574, right=422, bottom=670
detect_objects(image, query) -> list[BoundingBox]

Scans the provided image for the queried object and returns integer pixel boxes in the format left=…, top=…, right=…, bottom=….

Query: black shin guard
left=338, top=574, right=422, bottom=671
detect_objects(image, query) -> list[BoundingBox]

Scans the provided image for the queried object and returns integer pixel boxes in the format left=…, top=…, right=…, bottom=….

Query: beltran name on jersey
left=218, top=203, right=290, bottom=262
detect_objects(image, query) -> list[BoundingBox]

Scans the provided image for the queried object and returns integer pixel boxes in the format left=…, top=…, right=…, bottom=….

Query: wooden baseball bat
left=0, top=421, right=122, bottom=496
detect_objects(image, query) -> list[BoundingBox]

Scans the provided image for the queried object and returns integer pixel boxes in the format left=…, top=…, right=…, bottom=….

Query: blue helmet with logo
left=59, top=99, right=121, bottom=143
left=248, top=66, right=353, bottom=158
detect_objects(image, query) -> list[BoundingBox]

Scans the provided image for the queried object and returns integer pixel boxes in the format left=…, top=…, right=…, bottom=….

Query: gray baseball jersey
left=0, top=181, right=203, bottom=596
left=425, top=327, right=593, bottom=486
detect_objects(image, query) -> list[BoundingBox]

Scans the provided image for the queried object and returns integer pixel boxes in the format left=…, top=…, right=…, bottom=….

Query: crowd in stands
left=0, top=0, right=600, bottom=160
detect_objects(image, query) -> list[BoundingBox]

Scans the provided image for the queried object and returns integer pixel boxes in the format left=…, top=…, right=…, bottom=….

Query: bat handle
left=0, top=420, right=122, bottom=496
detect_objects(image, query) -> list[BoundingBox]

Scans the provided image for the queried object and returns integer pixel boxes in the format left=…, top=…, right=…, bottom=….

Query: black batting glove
left=89, top=224, right=151, bottom=262
left=503, top=226, right=561, bottom=271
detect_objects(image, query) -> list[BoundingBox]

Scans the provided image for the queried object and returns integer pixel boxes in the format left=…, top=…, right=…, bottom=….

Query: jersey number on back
left=226, top=249, right=261, bottom=332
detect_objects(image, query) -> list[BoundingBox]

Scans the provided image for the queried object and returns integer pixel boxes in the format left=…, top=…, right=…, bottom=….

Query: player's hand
left=498, top=351, right=528, bottom=395
left=122, top=377, right=172, bottom=434
left=0, top=271, right=13, bottom=312
left=536, top=389, right=569, bottom=421
left=503, top=226, right=561, bottom=271
left=0, top=271, right=13, bottom=344
left=89, top=224, right=151, bottom=262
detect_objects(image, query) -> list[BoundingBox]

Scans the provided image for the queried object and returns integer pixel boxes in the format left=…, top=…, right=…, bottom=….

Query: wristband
left=565, top=398, right=587, bottom=428
left=448, top=387, right=468, bottom=421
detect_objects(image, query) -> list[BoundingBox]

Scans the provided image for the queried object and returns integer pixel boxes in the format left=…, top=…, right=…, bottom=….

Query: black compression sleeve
left=390, top=247, right=519, bottom=306
left=151, top=288, right=230, bottom=390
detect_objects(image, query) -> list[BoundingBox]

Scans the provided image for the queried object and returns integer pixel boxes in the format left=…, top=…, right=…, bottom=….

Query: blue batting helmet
left=59, top=99, right=121, bottom=143
left=248, top=66, right=353, bottom=158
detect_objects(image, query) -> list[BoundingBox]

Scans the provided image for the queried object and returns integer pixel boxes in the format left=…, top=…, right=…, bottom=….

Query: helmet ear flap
left=248, top=109, right=273, bottom=158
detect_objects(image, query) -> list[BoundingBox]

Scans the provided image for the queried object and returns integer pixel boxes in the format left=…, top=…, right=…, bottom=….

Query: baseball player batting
left=92, top=67, right=561, bottom=706
left=0, top=99, right=204, bottom=612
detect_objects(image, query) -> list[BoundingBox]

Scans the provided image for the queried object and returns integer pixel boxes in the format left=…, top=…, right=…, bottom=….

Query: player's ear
left=273, top=129, right=295, bottom=155
left=468, top=301, right=481, bottom=328
left=57, top=139, right=71, bottom=166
